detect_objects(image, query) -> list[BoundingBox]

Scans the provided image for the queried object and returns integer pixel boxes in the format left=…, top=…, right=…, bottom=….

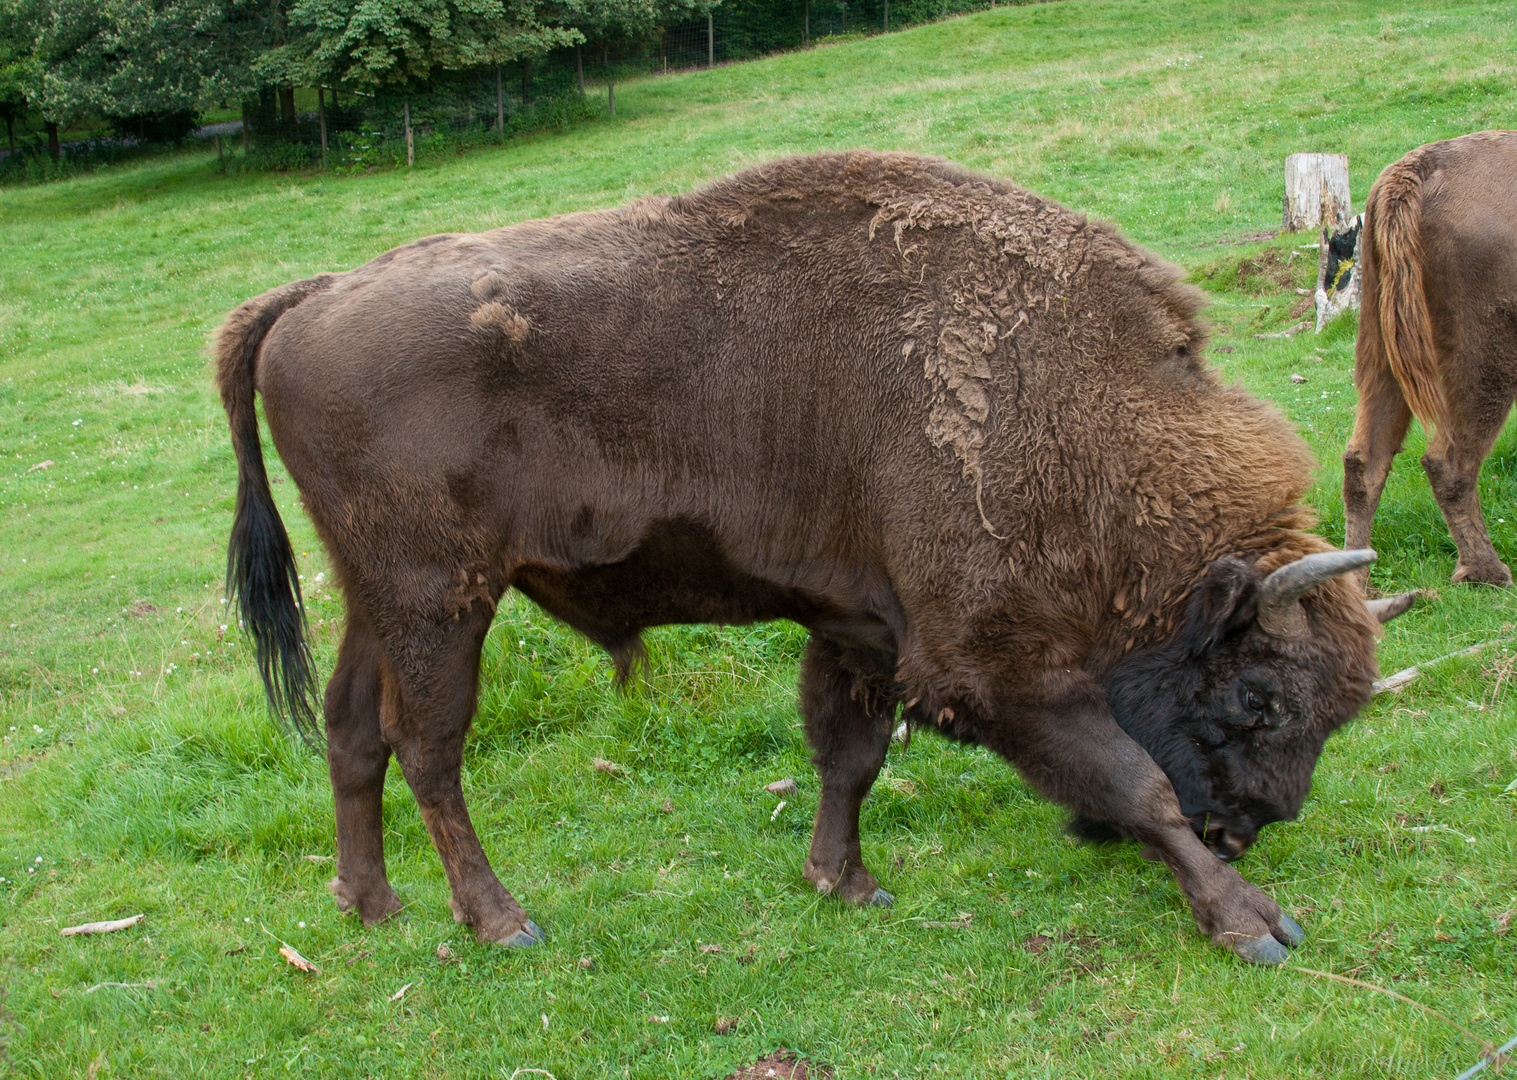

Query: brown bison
left=1344, top=130, right=1517, bottom=587
left=219, top=151, right=1412, bottom=966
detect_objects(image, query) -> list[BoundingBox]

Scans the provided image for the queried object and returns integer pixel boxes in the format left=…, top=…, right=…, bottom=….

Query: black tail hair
left=215, top=276, right=335, bottom=745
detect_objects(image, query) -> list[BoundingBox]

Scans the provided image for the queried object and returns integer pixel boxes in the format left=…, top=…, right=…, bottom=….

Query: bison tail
left=1362, top=149, right=1449, bottom=434
left=215, top=276, right=335, bottom=744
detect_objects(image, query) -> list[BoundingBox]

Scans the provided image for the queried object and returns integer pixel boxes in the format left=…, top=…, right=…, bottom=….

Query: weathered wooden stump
left=1283, top=153, right=1352, bottom=233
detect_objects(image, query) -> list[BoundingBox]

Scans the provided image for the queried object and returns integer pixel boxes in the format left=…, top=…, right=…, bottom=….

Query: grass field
left=2, top=0, right=1516, bottom=1076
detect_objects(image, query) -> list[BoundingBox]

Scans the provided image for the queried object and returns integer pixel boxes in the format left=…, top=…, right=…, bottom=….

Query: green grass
left=3, top=0, right=1517, bottom=1076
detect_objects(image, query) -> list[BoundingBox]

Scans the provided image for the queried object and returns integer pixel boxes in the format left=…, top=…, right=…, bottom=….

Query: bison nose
left=1202, top=825, right=1253, bottom=861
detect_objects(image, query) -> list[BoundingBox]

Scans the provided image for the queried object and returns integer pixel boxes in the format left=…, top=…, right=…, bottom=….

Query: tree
left=268, top=0, right=581, bottom=91
left=0, top=0, right=37, bottom=151
left=14, top=0, right=263, bottom=154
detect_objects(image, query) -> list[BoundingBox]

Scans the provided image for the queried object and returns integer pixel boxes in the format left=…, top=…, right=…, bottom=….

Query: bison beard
left=218, top=151, right=1411, bottom=965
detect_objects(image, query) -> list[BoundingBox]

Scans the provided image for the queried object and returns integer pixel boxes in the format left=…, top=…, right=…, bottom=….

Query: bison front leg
left=380, top=601, right=542, bottom=947
left=799, top=637, right=896, bottom=907
left=988, top=670, right=1302, bottom=965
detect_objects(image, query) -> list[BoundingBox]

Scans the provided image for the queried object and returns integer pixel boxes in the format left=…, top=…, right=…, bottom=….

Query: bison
left=219, top=151, right=1412, bottom=966
left=1344, top=129, right=1517, bottom=587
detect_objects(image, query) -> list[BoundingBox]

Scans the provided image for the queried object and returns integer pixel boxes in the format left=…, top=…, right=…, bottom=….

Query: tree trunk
left=404, top=100, right=414, bottom=166
left=496, top=66, right=504, bottom=132
left=317, top=86, right=328, bottom=169
left=46, top=120, right=59, bottom=160
left=279, top=86, right=296, bottom=124
left=576, top=45, right=584, bottom=96
left=604, top=46, right=614, bottom=115
left=1283, top=153, right=1352, bottom=233
left=707, top=13, right=714, bottom=68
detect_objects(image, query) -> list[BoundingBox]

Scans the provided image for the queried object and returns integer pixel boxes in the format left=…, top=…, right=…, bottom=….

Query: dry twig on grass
left=60, top=914, right=143, bottom=937
left=1294, top=967, right=1493, bottom=1057
left=1373, top=635, right=1517, bottom=695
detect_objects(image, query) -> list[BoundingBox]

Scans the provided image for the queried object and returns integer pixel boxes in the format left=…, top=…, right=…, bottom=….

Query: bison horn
left=1366, top=591, right=1418, bottom=623
left=1257, top=549, right=1378, bottom=639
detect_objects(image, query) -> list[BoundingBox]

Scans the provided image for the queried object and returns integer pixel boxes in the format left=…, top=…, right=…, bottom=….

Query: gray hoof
left=1229, top=933, right=1290, bottom=966
left=503, top=919, right=544, bottom=948
left=1274, top=914, right=1305, bottom=948
left=868, top=888, right=894, bottom=908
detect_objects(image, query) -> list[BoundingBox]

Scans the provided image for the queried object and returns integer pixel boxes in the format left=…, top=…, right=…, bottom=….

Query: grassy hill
left=2, top=1, right=1515, bottom=1076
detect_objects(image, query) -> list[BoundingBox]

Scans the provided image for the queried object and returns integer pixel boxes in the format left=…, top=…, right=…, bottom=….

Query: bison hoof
left=868, top=888, right=894, bottom=908
left=1452, top=561, right=1514, bottom=587
left=1229, top=934, right=1291, bottom=966
left=328, top=875, right=404, bottom=927
left=501, top=919, right=545, bottom=948
left=1275, top=913, right=1305, bottom=948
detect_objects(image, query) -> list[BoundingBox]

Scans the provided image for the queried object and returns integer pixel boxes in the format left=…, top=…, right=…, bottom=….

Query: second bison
left=219, top=151, right=1411, bottom=965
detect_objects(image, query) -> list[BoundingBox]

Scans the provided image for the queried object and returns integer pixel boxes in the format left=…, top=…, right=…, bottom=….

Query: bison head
left=1096, top=550, right=1413, bottom=860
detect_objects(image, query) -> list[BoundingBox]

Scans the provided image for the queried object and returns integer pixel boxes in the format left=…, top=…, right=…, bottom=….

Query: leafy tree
left=0, top=0, right=37, bottom=151
left=267, top=0, right=582, bottom=92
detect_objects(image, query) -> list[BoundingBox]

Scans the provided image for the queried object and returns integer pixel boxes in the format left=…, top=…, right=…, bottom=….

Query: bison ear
left=1181, top=558, right=1260, bottom=655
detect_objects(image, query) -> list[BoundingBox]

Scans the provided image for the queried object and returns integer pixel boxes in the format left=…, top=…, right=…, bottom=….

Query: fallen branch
left=1294, top=967, right=1493, bottom=1057
left=61, top=914, right=144, bottom=937
left=1255, top=321, right=1312, bottom=339
left=1374, top=636, right=1517, bottom=695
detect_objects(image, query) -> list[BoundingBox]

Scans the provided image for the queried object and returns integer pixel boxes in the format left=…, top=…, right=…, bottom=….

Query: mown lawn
left=2, top=0, right=1515, bottom=1076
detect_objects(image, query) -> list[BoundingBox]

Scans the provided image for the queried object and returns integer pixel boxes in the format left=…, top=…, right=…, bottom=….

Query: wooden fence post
left=1283, top=153, right=1351, bottom=233
left=708, top=13, right=714, bottom=68
left=404, top=100, right=414, bottom=167
left=317, top=86, right=328, bottom=169
left=496, top=67, right=504, bottom=134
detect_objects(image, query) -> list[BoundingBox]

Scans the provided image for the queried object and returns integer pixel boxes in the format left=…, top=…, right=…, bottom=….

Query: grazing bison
left=1344, top=130, right=1517, bottom=587
left=219, top=151, right=1412, bottom=965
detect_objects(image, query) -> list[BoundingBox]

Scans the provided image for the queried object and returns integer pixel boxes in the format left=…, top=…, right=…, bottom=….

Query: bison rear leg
left=1422, top=407, right=1514, bottom=587
left=1343, top=349, right=1413, bottom=592
left=986, top=669, right=1302, bottom=965
left=380, top=600, right=541, bottom=947
left=800, top=637, right=896, bottom=907
left=325, top=610, right=404, bottom=926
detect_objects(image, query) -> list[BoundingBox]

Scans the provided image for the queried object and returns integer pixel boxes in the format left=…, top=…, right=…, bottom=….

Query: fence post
left=576, top=45, right=585, bottom=95
left=317, top=86, right=328, bottom=169
left=496, top=66, right=504, bottom=134
left=804, top=0, right=810, bottom=45
left=884, top=0, right=889, bottom=30
left=708, top=13, right=714, bottom=68
left=404, top=100, right=414, bottom=167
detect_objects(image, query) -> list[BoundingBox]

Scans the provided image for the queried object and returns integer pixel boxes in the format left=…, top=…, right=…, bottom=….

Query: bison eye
left=1245, top=689, right=1265, bottom=713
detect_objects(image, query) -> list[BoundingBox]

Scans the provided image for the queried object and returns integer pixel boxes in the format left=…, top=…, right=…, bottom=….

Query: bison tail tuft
left=215, top=276, right=335, bottom=745
left=1362, top=150, right=1449, bottom=434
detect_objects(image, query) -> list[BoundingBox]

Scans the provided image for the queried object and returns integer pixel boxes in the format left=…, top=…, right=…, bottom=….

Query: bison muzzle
left=218, top=151, right=1411, bottom=965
